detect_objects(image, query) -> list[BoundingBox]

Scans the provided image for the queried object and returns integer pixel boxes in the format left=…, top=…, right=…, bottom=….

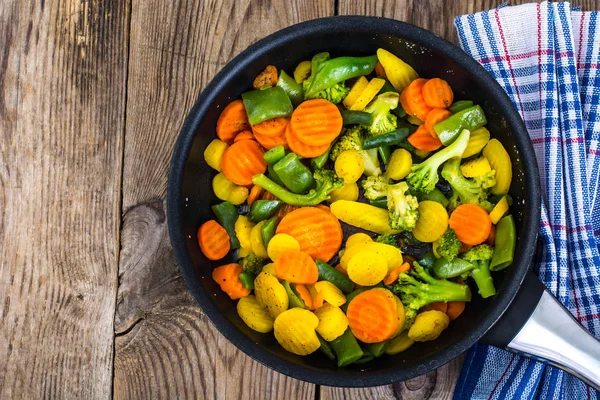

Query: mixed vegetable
left=198, top=48, right=516, bottom=366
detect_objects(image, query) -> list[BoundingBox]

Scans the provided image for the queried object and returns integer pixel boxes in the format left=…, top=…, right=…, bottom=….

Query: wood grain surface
left=0, top=0, right=129, bottom=398
left=3, top=0, right=600, bottom=398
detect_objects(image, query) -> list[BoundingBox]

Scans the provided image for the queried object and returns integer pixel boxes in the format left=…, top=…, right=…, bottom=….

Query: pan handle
left=481, top=270, right=600, bottom=390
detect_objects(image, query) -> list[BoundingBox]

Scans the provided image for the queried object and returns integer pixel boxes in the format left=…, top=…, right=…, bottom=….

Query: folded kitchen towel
left=454, top=2, right=600, bottom=399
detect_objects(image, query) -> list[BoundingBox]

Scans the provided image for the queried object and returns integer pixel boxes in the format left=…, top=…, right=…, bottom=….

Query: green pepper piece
left=263, top=145, right=286, bottom=165
left=277, top=70, right=304, bottom=107
left=261, top=216, right=279, bottom=247
left=305, top=55, right=378, bottom=98
left=434, top=105, right=487, bottom=146
left=354, top=349, right=375, bottom=364
left=340, top=110, right=373, bottom=126
left=241, top=87, right=293, bottom=125
left=211, top=201, right=240, bottom=249
left=273, top=153, right=315, bottom=194
left=239, top=272, right=255, bottom=290
left=315, top=259, right=354, bottom=293
left=311, top=146, right=332, bottom=170
left=448, top=100, right=474, bottom=113
left=340, top=288, right=368, bottom=313
left=248, top=200, right=283, bottom=223
left=369, top=198, right=388, bottom=209
left=490, top=215, right=516, bottom=271
left=418, top=251, right=437, bottom=269
left=267, top=164, right=285, bottom=186
left=311, top=52, right=331, bottom=75
left=282, top=281, right=305, bottom=308
left=329, top=328, right=364, bottom=367
left=417, top=187, right=449, bottom=207
left=317, top=334, right=336, bottom=360
left=365, top=341, right=389, bottom=357
left=363, top=128, right=410, bottom=149
left=433, top=257, right=475, bottom=278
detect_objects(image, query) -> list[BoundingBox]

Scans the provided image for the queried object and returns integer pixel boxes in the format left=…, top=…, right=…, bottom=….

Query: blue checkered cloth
left=454, top=2, right=600, bottom=399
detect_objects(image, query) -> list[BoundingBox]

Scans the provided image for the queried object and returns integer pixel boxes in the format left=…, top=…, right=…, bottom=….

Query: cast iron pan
left=167, top=16, right=600, bottom=388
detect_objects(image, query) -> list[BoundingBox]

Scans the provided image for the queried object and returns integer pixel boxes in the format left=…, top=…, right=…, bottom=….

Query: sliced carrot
left=401, top=78, right=432, bottom=121
left=449, top=204, right=492, bottom=246
left=316, top=204, right=331, bottom=213
left=247, top=185, right=264, bottom=207
left=421, top=302, right=448, bottom=314
left=335, top=264, right=349, bottom=276
left=221, top=140, right=267, bottom=186
left=198, top=220, right=230, bottom=260
left=290, top=99, right=343, bottom=146
left=424, top=108, right=452, bottom=138
left=422, top=78, right=454, bottom=109
left=485, top=224, right=496, bottom=246
left=408, top=125, right=443, bottom=151
left=254, top=130, right=288, bottom=149
left=216, top=100, right=251, bottom=143
left=285, top=122, right=330, bottom=158
left=446, top=301, right=466, bottom=320
left=383, top=262, right=410, bottom=285
left=399, top=89, right=413, bottom=118
left=212, top=263, right=251, bottom=300
left=233, top=130, right=255, bottom=142
left=274, top=249, right=318, bottom=284
left=295, top=284, right=314, bottom=309
left=276, top=207, right=343, bottom=262
left=252, top=117, right=289, bottom=137
left=375, top=62, right=387, bottom=79
left=253, top=65, right=278, bottom=89
left=346, top=289, right=399, bottom=343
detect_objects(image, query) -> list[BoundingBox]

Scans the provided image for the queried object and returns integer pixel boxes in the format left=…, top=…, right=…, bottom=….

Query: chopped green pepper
left=241, top=86, right=293, bottom=125
left=370, top=198, right=388, bottom=209
left=305, top=55, right=378, bottom=98
left=490, top=215, right=516, bottom=271
left=434, top=105, right=487, bottom=146
left=448, top=100, right=474, bottom=113
left=341, top=110, right=373, bottom=126
left=329, top=328, right=364, bottom=367
left=211, top=201, right=240, bottom=249
left=277, top=70, right=304, bottom=107
left=267, top=164, right=285, bottom=186
left=365, top=341, right=389, bottom=357
left=261, top=216, right=279, bottom=247
left=315, top=259, right=354, bottom=293
left=433, top=257, right=475, bottom=278
left=317, top=334, right=336, bottom=360
left=263, top=145, right=286, bottom=165
left=363, top=128, right=410, bottom=149
left=239, top=272, right=255, bottom=290
left=273, top=153, right=315, bottom=194
left=248, top=200, right=283, bottom=223
left=311, top=146, right=332, bottom=170
left=282, top=281, right=305, bottom=308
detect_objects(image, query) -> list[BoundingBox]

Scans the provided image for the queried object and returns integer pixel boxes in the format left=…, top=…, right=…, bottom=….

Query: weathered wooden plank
left=0, top=0, right=128, bottom=398
left=114, top=1, right=334, bottom=398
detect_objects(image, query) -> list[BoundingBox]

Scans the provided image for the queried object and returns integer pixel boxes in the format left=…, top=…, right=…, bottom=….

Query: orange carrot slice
left=383, top=262, right=410, bottom=285
left=449, top=204, right=492, bottom=246
left=401, top=78, right=432, bottom=121
left=276, top=207, right=343, bottom=262
left=346, top=289, right=399, bottom=343
left=254, top=130, right=288, bottom=149
left=221, top=140, right=267, bottom=185
left=212, top=263, right=251, bottom=300
left=290, top=99, right=343, bottom=146
left=295, top=284, right=314, bottom=309
left=216, top=100, right=251, bottom=143
left=252, top=117, right=289, bottom=137
left=247, top=185, right=264, bottom=207
left=274, top=250, right=319, bottom=284
left=233, top=130, right=255, bottom=142
left=285, top=122, right=330, bottom=158
left=198, top=220, right=230, bottom=260
left=422, top=78, right=454, bottom=109
left=408, top=126, right=443, bottom=151
left=424, top=108, right=452, bottom=138
left=446, top=301, right=466, bottom=320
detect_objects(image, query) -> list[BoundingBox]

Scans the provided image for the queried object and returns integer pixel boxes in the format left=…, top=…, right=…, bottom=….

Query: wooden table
left=2, top=0, right=598, bottom=398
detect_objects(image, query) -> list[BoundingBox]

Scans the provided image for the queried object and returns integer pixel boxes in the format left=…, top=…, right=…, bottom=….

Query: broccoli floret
left=361, top=148, right=382, bottom=176
left=393, top=262, right=472, bottom=329
left=330, top=126, right=364, bottom=161
left=375, top=233, right=400, bottom=248
left=461, top=244, right=496, bottom=298
left=239, top=253, right=265, bottom=276
left=364, top=92, right=399, bottom=136
left=387, top=182, right=419, bottom=231
left=441, top=157, right=494, bottom=212
left=406, top=129, right=471, bottom=194
left=437, top=229, right=461, bottom=261
left=303, top=79, right=350, bottom=104
left=361, top=175, right=390, bottom=200
left=474, top=170, right=497, bottom=189
left=252, top=169, right=343, bottom=206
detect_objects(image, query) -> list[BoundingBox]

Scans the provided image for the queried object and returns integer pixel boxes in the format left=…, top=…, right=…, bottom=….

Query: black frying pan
left=167, top=16, right=600, bottom=388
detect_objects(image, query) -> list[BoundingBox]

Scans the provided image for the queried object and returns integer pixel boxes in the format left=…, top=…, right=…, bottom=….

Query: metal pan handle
left=481, top=270, right=600, bottom=390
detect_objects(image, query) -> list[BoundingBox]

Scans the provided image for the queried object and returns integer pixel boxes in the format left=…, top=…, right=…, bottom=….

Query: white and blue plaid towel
left=454, top=2, right=600, bottom=399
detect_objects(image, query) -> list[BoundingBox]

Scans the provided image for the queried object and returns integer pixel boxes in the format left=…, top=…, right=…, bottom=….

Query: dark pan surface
left=167, top=16, right=540, bottom=387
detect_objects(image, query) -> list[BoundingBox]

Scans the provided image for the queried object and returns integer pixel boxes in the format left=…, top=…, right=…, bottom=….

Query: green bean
left=363, top=128, right=410, bottom=149
left=433, top=257, right=475, bottom=278
left=365, top=341, right=389, bottom=357
left=369, top=198, right=388, bottom=209
left=263, top=145, right=286, bottom=165
left=490, top=215, right=516, bottom=271
left=260, top=216, right=279, bottom=247
left=317, top=334, right=336, bottom=360
left=238, top=272, right=255, bottom=290
left=329, top=328, right=364, bottom=367
left=341, top=110, right=373, bottom=126
left=315, top=259, right=354, bottom=293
